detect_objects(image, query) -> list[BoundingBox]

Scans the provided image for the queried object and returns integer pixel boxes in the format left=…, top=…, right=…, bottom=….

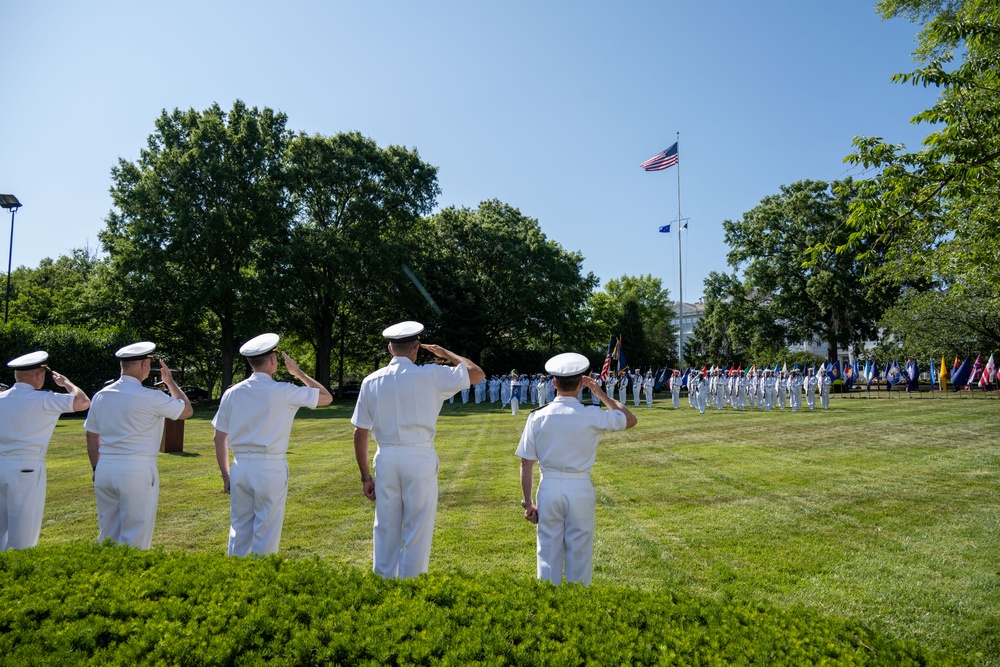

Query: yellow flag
left=940, top=355, right=948, bottom=391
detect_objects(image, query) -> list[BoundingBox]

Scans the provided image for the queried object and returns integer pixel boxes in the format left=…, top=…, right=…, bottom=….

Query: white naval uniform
left=351, top=356, right=469, bottom=578
left=788, top=375, right=804, bottom=412
left=805, top=374, right=818, bottom=410
left=632, top=374, right=642, bottom=408
left=212, top=372, right=320, bottom=556
left=669, top=376, right=681, bottom=408
left=516, top=396, right=627, bottom=585
left=84, top=376, right=186, bottom=549
left=643, top=377, right=654, bottom=408
left=0, top=383, right=76, bottom=550
left=819, top=373, right=831, bottom=409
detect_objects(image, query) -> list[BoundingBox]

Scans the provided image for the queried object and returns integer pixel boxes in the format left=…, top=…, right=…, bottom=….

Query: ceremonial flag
left=680, top=221, right=688, bottom=231
left=929, top=357, right=937, bottom=389
left=844, top=361, right=854, bottom=389
left=984, top=354, right=997, bottom=385
left=600, top=335, right=615, bottom=381
left=940, top=356, right=948, bottom=392
left=640, top=142, right=679, bottom=172
left=658, top=224, right=670, bottom=233
left=971, top=354, right=983, bottom=384
left=615, top=338, right=628, bottom=373
left=951, top=357, right=971, bottom=390
left=830, top=360, right=841, bottom=381
left=782, top=362, right=788, bottom=374
left=905, top=358, right=919, bottom=392
left=681, top=369, right=689, bottom=388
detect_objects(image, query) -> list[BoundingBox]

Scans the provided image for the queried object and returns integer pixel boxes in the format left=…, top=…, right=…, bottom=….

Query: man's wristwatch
left=520, top=499, right=533, bottom=509
left=361, top=474, right=373, bottom=482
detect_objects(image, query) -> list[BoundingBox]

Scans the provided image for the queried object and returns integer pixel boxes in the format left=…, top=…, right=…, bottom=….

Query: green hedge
left=0, top=322, right=135, bottom=395
left=0, top=545, right=964, bottom=666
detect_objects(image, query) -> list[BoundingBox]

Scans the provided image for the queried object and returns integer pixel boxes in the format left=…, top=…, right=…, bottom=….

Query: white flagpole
left=676, top=132, right=683, bottom=367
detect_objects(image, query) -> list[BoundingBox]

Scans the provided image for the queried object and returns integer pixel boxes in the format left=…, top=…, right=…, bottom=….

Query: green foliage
left=878, top=284, right=1000, bottom=359
left=415, top=201, right=598, bottom=366
left=0, top=321, right=135, bottom=394
left=589, top=274, right=677, bottom=368
left=0, top=544, right=963, bottom=666
left=725, top=180, right=889, bottom=362
left=281, top=132, right=440, bottom=390
left=103, top=100, right=293, bottom=394
left=842, top=1, right=1000, bottom=294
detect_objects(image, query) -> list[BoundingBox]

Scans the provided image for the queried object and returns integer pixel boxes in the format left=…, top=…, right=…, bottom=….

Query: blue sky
left=2, top=1, right=938, bottom=302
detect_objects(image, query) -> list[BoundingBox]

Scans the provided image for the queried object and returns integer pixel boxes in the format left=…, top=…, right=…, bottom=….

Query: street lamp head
left=0, top=194, right=21, bottom=210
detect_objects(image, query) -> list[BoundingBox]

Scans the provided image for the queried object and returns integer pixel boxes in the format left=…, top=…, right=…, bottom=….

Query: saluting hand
left=282, top=352, right=303, bottom=378
left=159, top=361, right=175, bottom=385
left=50, top=370, right=69, bottom=388
left=581, top=376, right=604, bottom=397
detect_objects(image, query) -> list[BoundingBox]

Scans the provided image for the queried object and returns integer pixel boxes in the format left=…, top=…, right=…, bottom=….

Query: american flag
left=599, top=334, right=616, bottom=381
left=640, top=142, right=679, bottom=171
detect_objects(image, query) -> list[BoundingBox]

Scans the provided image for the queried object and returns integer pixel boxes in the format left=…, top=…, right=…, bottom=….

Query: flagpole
left=676, top=131, right=683, bottom=367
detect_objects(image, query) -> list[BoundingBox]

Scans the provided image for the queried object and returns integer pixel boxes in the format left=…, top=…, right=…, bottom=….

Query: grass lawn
left=37, top=391, right=1000, bottom=665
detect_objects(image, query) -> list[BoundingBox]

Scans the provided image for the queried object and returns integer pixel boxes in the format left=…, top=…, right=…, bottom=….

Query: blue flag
left=659, top=224, right=670, bottom=233
left=929, top=357, right=937, bottom=388
left=951, top=357, right=972, bottom=390
left=905, top=359, right=919, bottom=391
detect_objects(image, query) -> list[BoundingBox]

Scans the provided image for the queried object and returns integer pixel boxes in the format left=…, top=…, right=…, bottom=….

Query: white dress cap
left=240, top=333, right=280, bottom=357
left=382, top=321, right=424, bottom=341
left=544, top=352, right=590, bottom=377
left=7, top=350, right=49, bottom=369
left=115, top=341, right=157, bottom=360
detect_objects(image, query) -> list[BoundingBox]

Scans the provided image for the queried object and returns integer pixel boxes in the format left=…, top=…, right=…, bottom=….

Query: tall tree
left=588, top=274, right=678, bottom=368
left=413, top=201, right=597, bottom=367
left=281, top=132, right=440, bottom=390
left=102, top=101, right=291, bottom=393
left=724, top=179, right=889, bottom=361
left=837, top=0, right=1000, bottom=292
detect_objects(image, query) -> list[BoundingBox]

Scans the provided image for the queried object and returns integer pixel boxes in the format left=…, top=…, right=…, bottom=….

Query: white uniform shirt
left=212, top=372, right=320, bottom=454
left=515, top=396, right=627, bottom=474
left=351, top=356, right=469, bottom=446
left=83, top=376, right=186, bottom=457
left=0, top=383, right=76, bottom=458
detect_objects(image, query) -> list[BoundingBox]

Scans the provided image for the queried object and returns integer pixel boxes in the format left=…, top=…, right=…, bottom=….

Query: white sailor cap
left=382, top=321, right=424, bottom=343
left=115, top=342, right=157, bottom=361
left=544, top=352, right=590, bottom=377
left=7, top=350, right=49, bottom=370
left=240, top=333, right=280, bottom=357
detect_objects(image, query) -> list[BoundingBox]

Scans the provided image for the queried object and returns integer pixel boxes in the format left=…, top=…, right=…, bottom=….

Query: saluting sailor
left=1, top=351, right=90, bottom=550
left=84, top=342, right=193, bottom=549
left=517, top=353, right=636, bottom=585
left=212, top=334, right=332, bottom=556
left=352, top=322, right=484, bottom=578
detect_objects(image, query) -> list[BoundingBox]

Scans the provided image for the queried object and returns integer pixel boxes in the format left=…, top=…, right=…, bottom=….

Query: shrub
left=0, top=544, right=966, bottom=666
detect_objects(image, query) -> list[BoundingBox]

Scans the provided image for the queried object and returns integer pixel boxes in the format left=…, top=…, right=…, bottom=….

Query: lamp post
left=1, top=194, right=22, bottom=324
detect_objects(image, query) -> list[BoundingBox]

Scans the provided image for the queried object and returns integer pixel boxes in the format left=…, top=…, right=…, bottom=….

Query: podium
left=160, top=418, right=185, bottom=453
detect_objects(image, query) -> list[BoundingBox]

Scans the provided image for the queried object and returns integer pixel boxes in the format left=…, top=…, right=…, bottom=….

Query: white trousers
left=510, top=397, right=519, bottom=415
left=0, top=457, right=46, bottom=551
left=806, top=388, right=816, bottom=409
left=536, top=473, right=595, bottom=586
left=671, top=387, right=680, bottom=408
left=94, top=455, right=158, bottom=549
left=373, top=445, right=438, bottom=579
left=821, top=387, right=830, bottom=409
left=228, top=454, right=288, bottom=556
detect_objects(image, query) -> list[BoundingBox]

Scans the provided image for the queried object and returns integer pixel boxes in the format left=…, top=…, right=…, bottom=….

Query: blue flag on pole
left=659, top=224, right=670, bottom=233
left=951, top=357, right=972, bottom=390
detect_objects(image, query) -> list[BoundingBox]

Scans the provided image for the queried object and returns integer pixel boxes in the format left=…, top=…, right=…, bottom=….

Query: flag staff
left=676, top=132, right=683, bottom=367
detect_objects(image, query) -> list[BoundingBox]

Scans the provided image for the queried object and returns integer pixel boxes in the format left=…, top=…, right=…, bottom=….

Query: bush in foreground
left=0, top=544, right=964, bottom=666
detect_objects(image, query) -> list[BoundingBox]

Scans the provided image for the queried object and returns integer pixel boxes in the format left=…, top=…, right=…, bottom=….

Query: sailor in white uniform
left=1, top=351, right=90, bottom=550
left=643, top=371, right=654, bottom=408
left=516, top=353, right=636, bottom=585
left=352, top=321, right=484, bottom=578
left=818, top=366, right=831, bottom=409
left=669, top=369, right=681, bottom=409
left=84, top=342, right=193, bottom=549
left=788, top=369, right=804, bottom=412
left=213, top=334, right=332, bottom=556
left=805, top=368, right=818, bottom=410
